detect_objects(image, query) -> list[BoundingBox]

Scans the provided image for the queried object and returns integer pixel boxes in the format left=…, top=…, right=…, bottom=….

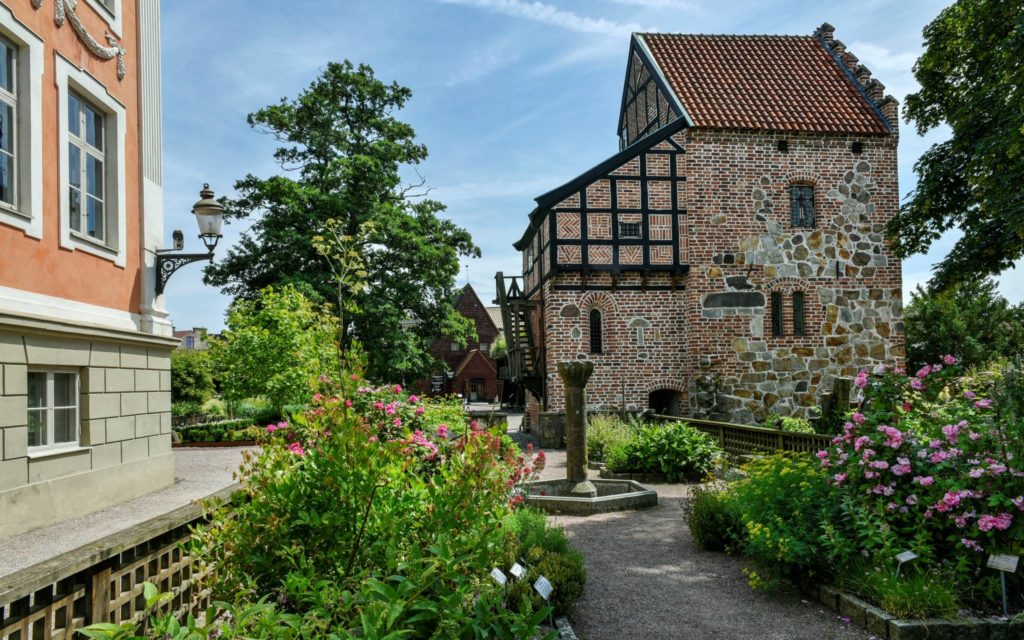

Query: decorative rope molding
left=31, top=0, right=126, bottom=80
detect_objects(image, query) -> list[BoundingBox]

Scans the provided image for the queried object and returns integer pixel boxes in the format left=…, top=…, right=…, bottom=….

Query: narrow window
left=450, top=342, right=459, bottom=351
left=479, top=342, right=489, bottom=353
left=68, top=91, right=106, bottom=242
left=771, top=291, right=783, bottom=338
left=792, top=291, right=806, bottom=337
left=0, top=36, right=17, bottom=209
left=589, top=309, right=603, bottom=354
left=619, top=221, right=641, bottom=239
left=27, top=371, right=79, bottom=451
left=789, top=185, right=814, bottom=228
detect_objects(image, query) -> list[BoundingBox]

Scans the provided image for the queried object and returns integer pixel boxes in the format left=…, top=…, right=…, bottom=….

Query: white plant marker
left=534, top=575, right=553, bottom=601
left=987, top=554, right=1019, bottom=616
left=490, top=568, right=508, bottom=586
left=894, top=550, right=917, bottom=577
left=510, top=562, right=526, bottom=580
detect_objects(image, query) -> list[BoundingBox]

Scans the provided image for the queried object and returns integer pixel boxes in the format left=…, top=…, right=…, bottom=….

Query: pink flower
left=816, top=450, right=829, bottom=459
left=408, top=395, right=420, bottom=404
left=877, top=425, right=903, bottom=449
left=910, top=378, right=925, bottom=391
left=974, top=399, right=992, bottom=409
left=905, top=494, right=918, bottom=505
left=415, top=405, right=425, bottom=416
left=470, top=420, right=480, bottom=432
left=961, top=538, right=983, bottom=552
left=288, top=442, right=305, bottom=456
left=345, top=399, right=353, bottom=408
left=942, top=423, right=961, bottom=443
left=1012, top=496, right=1024, bottom=511
left=913, top=475, right=935, bottom=486
left=977, top=513, right=1013, bottom=532
left=943, top=354, right=957, bottom=366
left=833, top=472, right=847, bottom=484
left=854, top=371, right=869, bottom=389
left=901, top=402, right=913, bottom=412
left=968, top=431, right=982, bottom=440
left=312, top=393, right=323, bottom=403
left=916, top=365, right=932, bottom=379
left=266, top=424, right=278, bottom=433
left=437, top=425, right=449, bottom=439
left=392, top=384, right=403, bottom=393
left=374, top=401, right=386, bottom=410
left=385, top=403, right=397, bottom=416
left=852, top=412, right=866, bottom=424
left=369, top=435, right=378, bottom=443
left=318, top=374, right=331, bottom=383
left=392, top=418, right=402, bottom=427
left=968, top=467, right=985, bottom=479
left=854, top=436, right=872, bottom=452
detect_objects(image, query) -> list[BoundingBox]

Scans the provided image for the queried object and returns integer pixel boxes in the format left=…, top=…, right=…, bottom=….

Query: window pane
left=86, top=196, right=104, bottom=239
left=53, top=408, right=76, bottom=444
left=68, top=93, right=80, bottom=137
left=69, top=187, right=81, bottom=232
left=84, top=104, right=103, bottom=150
left=0, top=41, right=13, bottom=94
left=68, top=144, right=81, bottom=188
left=0, top=149, right=13, bottom=207
left=28, top=372, right=46, bottom=408
left=86, top=155, right=103, bottom=198
left=28, top=409, right=46, bottom=447
left=53, top=373, right=76, bottom=407
left=0, top=102, right=13, bottom=154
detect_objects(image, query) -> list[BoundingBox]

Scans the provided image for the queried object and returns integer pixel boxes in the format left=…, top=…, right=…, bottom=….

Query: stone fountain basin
left=522, top=479, right=658, bottom=516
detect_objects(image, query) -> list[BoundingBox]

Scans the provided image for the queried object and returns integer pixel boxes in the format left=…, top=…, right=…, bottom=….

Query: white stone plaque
left=490, top=568, right=507, bottom=586
left=895, top=550, right=918, bottom=564
left=987, top=554, right=1020, bottom=573
left=534, top=575, right=553, bottom=601
left=510, top=563, right=526, bottom=580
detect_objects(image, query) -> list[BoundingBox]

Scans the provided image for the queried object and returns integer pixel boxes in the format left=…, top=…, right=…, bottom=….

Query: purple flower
left=943, top=354, right=957, bottom=366
left=963, top=390, right=977, bottom=400
left=974, top=398, right=992, bottom=409
left=910, top=378, right=925, bottom=391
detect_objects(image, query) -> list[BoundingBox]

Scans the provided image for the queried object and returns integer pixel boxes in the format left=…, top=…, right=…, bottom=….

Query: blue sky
left=160, top=0, right=1021, bottom=332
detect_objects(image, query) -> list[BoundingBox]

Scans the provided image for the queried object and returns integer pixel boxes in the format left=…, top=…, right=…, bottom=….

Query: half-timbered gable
left=617, top=40, right=682, bottom=149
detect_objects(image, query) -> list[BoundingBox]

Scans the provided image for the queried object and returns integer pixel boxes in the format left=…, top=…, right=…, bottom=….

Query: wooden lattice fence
left=651, top=415, right=832, bottom=456
left=0, top=487, right=232, bottom=640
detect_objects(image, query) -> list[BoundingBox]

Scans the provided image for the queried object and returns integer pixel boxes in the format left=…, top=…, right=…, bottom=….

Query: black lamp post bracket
left=155, top=251, right=213, bottom=296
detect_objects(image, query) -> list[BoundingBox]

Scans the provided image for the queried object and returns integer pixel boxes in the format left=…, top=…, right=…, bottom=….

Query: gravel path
left=509, top=417, right=872, bottom=640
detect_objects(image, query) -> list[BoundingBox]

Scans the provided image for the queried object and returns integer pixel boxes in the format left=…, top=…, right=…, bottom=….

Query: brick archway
left=644, top=378, right=687, bottom=416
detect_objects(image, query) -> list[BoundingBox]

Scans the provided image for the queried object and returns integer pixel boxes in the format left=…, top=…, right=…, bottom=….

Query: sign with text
left=533, top=576, right=553, bottom=601
left=987, top=554, right=1019, bottom=573
left=490, top=568, right=507, bottom=586
left=510, top=563, right=526, bottom=580
left=894, top=550, right=918, bottom=564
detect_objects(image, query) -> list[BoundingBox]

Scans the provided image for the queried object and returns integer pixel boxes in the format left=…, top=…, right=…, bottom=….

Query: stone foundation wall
left=0, top=329, right=175, bottom=536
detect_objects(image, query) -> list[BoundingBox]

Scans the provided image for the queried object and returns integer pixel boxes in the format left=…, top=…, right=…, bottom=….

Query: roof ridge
left=638, top=32, right=814, bottom=39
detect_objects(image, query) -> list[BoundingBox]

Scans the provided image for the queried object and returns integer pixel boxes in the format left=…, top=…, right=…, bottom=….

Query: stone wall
left=683, top=127, right=903, bottom=422
left=0, top=329, right=175, bottom=536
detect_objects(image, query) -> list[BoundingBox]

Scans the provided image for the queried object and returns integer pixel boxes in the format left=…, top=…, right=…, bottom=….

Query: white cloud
left=846, top=40, right=920, bottom=102
left=606, top=0, right=700, bottom=11
left=439, top=0, right=651, bottom=37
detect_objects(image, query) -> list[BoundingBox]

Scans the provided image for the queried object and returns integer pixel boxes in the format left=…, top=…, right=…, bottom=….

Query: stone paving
left=0, top=446, right=246, bottom=579
left=510, top=415, right=873, bottom=640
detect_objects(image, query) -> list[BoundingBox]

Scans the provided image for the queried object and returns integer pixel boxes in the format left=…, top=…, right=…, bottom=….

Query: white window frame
left=0, top=6, right=43, bottom=238
left=55, top=55, right=127, bottom=267
left=27, top=369, right=81, bottom=454
left=68, top=90, right=109, bottom=243
left=83, top=0, right=123, bottom=38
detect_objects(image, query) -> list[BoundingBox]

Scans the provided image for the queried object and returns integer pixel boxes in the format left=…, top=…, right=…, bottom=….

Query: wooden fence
left=651, top=415, right=833, bottom=456
left=0, top=486, right=233, bottom=640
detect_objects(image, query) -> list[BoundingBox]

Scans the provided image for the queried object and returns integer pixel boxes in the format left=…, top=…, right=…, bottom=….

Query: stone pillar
left=557, top=360, right=596, bottom=498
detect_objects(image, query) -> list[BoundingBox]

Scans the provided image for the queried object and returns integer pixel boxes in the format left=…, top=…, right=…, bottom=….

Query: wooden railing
left=0, top=486, right=234, bottom=639
left=651, top=415, right=833, bottom=456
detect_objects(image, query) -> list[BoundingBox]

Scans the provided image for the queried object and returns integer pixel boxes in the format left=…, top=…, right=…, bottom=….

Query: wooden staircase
left=494, top=272, right=544, bottom=400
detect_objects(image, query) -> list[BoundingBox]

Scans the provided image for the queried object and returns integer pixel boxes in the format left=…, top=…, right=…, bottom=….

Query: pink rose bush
left=817, top=357, right=1024, bottom=568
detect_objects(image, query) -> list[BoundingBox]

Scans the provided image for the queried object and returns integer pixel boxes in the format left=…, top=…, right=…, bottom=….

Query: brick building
left=497, top=24, right=904, bottom=428
left=415, top=284, right=500, bottom=402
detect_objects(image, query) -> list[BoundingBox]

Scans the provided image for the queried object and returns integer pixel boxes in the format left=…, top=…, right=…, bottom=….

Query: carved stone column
left=557, top=360, right=596, bottom=497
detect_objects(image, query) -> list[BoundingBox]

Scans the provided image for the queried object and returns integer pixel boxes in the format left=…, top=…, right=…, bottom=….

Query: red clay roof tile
left=640, top=33, right=888, bottom=135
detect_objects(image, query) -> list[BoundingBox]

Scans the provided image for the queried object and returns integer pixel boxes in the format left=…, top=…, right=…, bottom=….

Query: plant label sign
left=895, top=550, right=918, bottom=564
left=490, top=568, right=508, bottom=586
left=533, top=576, right=553, bottom=601
left=510, top=563, right=526, bottom=580
left=987, top=554, right=1019, bottom=573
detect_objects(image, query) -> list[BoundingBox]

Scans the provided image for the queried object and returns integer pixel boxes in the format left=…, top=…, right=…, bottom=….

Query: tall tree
left=204, top=61, right=479, bottom=382
left=903, top=278, right=1024, bottom=370
left=891, top=0, right=1024, bottom=289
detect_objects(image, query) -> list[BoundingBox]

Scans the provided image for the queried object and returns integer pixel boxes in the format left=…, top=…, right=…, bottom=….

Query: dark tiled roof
left=640, top=33, right=888, bottom=134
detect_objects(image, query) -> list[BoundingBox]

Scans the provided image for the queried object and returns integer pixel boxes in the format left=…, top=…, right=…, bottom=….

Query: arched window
left=589, top=309, right=603, bottom=354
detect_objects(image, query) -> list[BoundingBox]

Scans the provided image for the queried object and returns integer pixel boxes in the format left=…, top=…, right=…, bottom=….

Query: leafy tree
left=204, top=61, right=479, bottom=383
left=891, top=0, right=1024, bottom=290
left=170, top=349, right=214, bottom=404
left=903, top=278, right=1024, bottom=369
left=209, top=284, right=339, bottom=412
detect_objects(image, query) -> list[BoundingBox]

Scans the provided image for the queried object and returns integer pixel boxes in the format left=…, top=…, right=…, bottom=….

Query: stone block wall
left=0, top=329, right=175, bottom=536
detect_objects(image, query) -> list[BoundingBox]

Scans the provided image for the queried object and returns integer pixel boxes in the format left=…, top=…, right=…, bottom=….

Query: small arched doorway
left=648, top=389, right=684, bottom=417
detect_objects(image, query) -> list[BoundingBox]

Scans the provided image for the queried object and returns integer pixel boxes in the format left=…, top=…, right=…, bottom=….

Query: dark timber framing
left=615, top=35, right=684, bottom=149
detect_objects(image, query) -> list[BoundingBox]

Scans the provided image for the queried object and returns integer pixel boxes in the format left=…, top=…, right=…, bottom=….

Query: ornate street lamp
left=155, top=183, right=224, bottom=295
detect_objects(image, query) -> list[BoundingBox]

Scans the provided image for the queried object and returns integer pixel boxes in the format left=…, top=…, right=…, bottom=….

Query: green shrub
left=728, top=453, right=838, bottom=576
left=171, top=350, right=214, bottom=404
left=174, top=420, right=263, bottom=443
left=685, top=484, right=743, bottom=552
left=765, top=414, right=815, bottom=434
left=202, top=397, right=228, bottom=418
left=586, top=414, right=636, bottom=462
left=605, top=421, right=722, bottom=481
left=171, top=401, right=204, bottom=417
left=502, top=508, right=586, bottom=615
